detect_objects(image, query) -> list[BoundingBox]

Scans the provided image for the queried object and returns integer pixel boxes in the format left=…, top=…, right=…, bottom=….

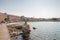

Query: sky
left=0, top=0, right=60, bottom=18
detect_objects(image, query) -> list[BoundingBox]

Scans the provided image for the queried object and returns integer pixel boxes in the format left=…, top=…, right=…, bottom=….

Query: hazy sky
left=0, top=0, right=60, bottom=18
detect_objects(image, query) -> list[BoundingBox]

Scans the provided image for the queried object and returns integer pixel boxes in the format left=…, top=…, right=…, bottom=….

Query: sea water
left=12, top=22, right=60, bottom=40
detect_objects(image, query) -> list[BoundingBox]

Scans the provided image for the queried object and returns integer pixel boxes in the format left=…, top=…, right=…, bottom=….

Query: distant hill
left=0, top=12, right=60, bottom=23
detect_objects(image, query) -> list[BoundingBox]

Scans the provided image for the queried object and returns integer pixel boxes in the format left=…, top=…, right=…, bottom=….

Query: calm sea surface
left=12, top=22, right=60, bottom=40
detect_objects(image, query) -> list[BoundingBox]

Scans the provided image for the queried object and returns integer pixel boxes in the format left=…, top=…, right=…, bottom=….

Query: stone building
left=8, top=15, right=20, bottom=23
left=0, top=12, right=20, bottom=23
left=0, top=12, right=7, bottom=23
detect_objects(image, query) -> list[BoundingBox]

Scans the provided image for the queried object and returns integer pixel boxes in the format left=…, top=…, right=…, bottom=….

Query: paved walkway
left=0, top=23, right=11, bottom=40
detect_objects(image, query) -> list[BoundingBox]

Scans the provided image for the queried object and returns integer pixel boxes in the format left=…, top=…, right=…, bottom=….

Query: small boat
left=33, top=27, right=37, bottom=30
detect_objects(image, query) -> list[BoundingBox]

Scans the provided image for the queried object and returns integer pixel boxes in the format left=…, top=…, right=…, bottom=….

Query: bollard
left=0, top=23, right=11, bottom=40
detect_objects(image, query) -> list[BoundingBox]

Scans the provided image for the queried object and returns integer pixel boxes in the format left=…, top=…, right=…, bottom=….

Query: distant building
left=0, top=12, right=21, bottom=23
left=0, top=12, right=7, bottom=23
left=8, top=15, right=20, bottom=22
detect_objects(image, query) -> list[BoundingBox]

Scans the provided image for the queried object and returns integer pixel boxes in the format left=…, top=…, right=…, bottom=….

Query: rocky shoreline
left=7, top=24, right=23, bottom=38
